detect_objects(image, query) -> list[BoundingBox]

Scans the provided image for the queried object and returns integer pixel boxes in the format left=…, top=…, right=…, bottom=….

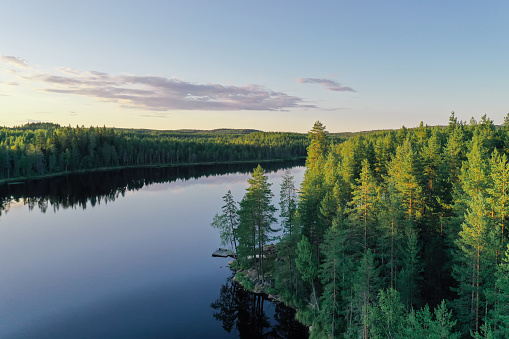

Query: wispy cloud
left=21, top=68, right=315, bottom=112
left=297, top=77, right=356, bottom=92
left=1, top=55, right=29, bottom=68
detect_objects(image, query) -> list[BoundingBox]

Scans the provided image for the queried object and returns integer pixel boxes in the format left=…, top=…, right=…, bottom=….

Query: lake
left=0, top=161, right=308, bottom=338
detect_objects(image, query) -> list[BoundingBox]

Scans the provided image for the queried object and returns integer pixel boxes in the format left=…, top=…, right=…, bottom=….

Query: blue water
left=0, top=163, right=307, bottom=338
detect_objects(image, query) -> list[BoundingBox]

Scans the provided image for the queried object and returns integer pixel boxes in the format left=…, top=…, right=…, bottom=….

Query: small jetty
left=212, top=247, right=235, bottom=258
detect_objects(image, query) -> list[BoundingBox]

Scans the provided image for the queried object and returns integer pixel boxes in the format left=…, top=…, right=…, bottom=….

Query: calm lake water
left=0, top=161, right=308, bottom=338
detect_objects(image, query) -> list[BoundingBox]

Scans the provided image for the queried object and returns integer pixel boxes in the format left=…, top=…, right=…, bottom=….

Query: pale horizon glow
left=1, top=1, right=508, bottom=133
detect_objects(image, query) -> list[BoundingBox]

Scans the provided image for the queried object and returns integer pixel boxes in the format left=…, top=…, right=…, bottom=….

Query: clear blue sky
left=1, top=1, right=508, bottom=132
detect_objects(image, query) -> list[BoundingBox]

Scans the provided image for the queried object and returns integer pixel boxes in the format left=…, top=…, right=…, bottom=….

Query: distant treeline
left=0, top=122, right=311, bottom=181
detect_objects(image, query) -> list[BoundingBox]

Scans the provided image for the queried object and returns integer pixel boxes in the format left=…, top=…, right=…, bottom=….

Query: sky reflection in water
left=0, top=163, right=306, bottom=338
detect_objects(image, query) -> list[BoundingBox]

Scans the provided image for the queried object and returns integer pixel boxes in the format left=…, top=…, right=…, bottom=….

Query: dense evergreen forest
left=214, top=113, right=509, bottom=338
left=0, top=122, right=311, bottom=182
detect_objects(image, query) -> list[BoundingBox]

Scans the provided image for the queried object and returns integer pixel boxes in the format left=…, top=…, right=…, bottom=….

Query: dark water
left=0, top=161, right=308, bottom=338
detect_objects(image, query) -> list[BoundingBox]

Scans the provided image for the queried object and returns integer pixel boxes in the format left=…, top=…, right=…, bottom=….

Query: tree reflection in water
left=211, top=274, right=308, bottom=338
left=0, top=160, right=304, bottom=216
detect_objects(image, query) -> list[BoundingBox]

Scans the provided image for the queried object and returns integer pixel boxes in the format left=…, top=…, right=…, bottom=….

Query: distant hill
left=16, top=122, right=61, bottom=130
left=113, top=127, right=262, bottom=136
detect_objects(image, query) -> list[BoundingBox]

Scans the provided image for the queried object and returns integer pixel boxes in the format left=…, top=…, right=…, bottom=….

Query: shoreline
left=0, top=157, right=305, bottom=185
left=227, top=245, right=310, bottom=334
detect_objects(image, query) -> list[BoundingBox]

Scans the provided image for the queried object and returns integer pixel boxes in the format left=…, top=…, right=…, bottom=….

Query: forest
left=0, top=122, right=312, bottom=182
left=212, top=113, right=509, bottom=338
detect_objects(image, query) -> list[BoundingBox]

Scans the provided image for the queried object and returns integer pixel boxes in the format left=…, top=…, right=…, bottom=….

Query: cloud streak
left=22, top=68, right=315, bottom=112
left=1, top=55, right=29, bottom=68
left=297, top=77, right=355, bottom=92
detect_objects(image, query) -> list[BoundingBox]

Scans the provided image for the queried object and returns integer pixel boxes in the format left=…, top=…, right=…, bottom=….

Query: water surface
left=0, top=162, right=308, bottom=338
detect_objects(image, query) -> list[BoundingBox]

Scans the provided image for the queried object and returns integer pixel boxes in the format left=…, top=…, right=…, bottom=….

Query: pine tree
left=211, top=190, right=239, bottom=252
left=387, top=138, right=424, bottom=222
left=339, top=138, right=360, bottom=202
left=373, top=132, right=396, bottom=182
left=368, top=288, right=405, bottom=339
left=455, top=134, right=489, bottom=218
left=306, top=121, right=329, bottom=165
left=279, top=169, right=297, bottom=237
left=377, top=182, right=405, bottom=289
left=295, top=235, right=320, bottom=312
left=299, top=122, right=329, bottom=268
left=437, top=125, right=465, bottom=222
left=487, top=150, right=509, bottom=253
left=274, top=169, right=300, bottom=301
left=348, top=159, right=379, bottom=252
left=397, top=226, right=423, bottom=310
left=452, top=193, right=496, bottom=332
left=420, top=127, right=443, bottom=224
left=484, top=245, right=509, bottom=338
left=237, top=165, right=277, bottom=284
left=319, top=152, right=340, bottom=230
left=401, top=300, right=460, bottom=339
left=348, top=249, right=382, bottom=339
left=318, top=227, right=354, bottom=337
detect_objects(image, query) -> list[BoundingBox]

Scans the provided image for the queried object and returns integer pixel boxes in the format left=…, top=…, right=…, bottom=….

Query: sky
left=1, top=1, right=508, bottom=133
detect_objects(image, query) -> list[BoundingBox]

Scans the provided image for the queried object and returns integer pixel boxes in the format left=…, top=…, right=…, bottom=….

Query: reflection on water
left=0, top=160, right=308, bottom=338
left=0, top=160, right=303, bottom=215
left=211, top=274, right=308, bottom=338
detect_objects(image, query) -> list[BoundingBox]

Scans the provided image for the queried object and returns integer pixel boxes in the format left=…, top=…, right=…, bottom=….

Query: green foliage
left=0, top=124, right=312, bottom=181
left=274, top=170, right=302, bottom=304
left=401, top=300, right=460, bottom=339
left=387, top=138, right=423, bottom=221
left=210, top=190, right=239, bottom=251
left=452, top=192, right=497, bottom=332
left=208, top=115, right=509, bottom=338
left=318, top=227, right=353, bottom=337
left=483, top=245, right=509, bottom=338
left=348, top=249, right=382, bottom=338
left=368, top=288, right=405, bottom=339
left=296, top=235, right=319, bottom=284
left=236, top=165, right=277, bottom=283
left=279, top=169, right=298, bottom=237
left=348, top=159, right=379, bottom=251
left=295, top=235, right=320, bottom=316
left=398, top=226, right=423, bottom=310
